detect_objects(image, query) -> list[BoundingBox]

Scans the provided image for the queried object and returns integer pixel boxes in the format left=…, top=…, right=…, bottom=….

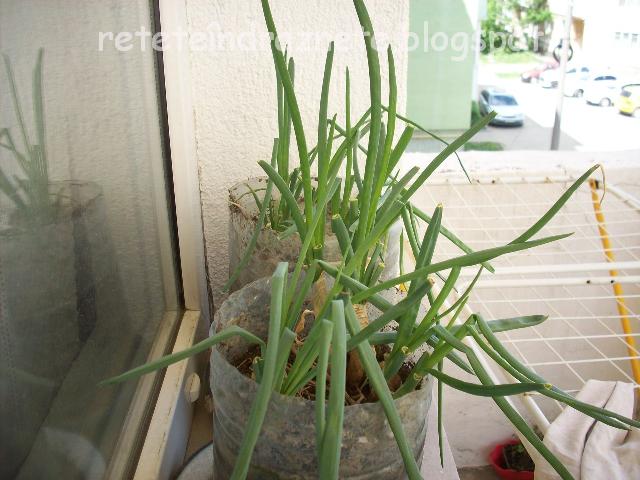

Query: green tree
left=481, top=0, right=511, bottom=53
left=522, top=0, right=553, bottom=53
left=523, top=0, right=553, bottom=26
left=481, top=0, right=552, bottom=54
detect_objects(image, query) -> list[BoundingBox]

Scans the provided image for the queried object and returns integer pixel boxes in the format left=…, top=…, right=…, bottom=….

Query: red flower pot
left=489, top=440, right=534, bottom=480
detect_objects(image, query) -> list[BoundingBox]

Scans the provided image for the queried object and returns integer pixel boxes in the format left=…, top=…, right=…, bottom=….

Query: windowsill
left=184, top=381, right=213, bottom=461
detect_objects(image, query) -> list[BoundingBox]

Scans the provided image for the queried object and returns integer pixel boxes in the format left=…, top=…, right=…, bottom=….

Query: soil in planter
left=232, top=312, right=419, bottom=406
left=502, top=443, right=535, bottom=472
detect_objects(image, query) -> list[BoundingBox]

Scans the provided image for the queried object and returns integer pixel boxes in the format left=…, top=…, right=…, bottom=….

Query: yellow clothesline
left=589, top=178, right=640, bottom=386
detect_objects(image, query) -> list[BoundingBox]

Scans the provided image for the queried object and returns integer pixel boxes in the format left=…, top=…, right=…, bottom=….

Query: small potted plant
left=104, top=253, right=638, bottom=480
left=224, top=47, right=409, bottom=293
left=489, top=439, right=535, bottom=480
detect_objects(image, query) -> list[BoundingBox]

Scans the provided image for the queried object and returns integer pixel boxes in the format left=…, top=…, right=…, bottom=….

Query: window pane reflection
left=0, top=1, right=180, bottom=478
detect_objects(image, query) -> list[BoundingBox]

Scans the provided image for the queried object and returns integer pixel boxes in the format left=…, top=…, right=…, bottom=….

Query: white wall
left=186, top=0, right=410, bottom=303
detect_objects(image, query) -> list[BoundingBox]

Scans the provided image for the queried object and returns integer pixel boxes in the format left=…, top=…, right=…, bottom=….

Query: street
left=473, top=71, right=640, bottom=151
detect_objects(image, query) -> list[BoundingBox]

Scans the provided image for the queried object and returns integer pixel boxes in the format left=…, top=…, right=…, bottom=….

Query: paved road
left=473, top=72, right=640, bottom=151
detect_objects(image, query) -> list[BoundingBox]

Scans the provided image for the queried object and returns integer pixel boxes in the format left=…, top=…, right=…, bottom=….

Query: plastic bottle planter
left=0, top=181, right=106, bottom=478
left=228, top=177, right=402, bottom=292
left=210, top=276, right=432, bottom=479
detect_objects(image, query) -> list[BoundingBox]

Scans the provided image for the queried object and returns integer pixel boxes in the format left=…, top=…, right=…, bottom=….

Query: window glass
left=0, top=1, right=180, bottom=478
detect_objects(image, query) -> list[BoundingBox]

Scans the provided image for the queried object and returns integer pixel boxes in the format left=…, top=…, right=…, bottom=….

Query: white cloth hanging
left=535, top=380, right=639, bottom=480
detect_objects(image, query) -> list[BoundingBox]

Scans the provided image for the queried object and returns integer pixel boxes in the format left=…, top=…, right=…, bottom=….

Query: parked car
left=540, top=65, right=590, bottom=89
left=479, top=89, right=524, bottom=126
left=563, top=70, right=591, bottom=97
left=521, top=61, right=558, bottom=83
left=617, top=84, right=640, bottom=117
left=583, top=74, right=621, bottom=106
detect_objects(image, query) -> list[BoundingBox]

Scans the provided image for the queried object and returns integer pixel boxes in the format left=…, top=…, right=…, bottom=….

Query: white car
left=583, top=74, right=621, bottom=107
left=540, top=65, right=590, bottom=89
left=479, top=89, right=524, bottom=126
left=564, top=71, right=591, bottom=97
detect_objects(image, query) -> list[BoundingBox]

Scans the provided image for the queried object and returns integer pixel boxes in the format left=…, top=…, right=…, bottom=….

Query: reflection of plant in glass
left=0, top=49, right=55, bottom=224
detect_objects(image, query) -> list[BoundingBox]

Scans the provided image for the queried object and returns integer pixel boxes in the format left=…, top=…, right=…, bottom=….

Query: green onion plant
left=225, top=0, right=486, bottom=291
left=101, top=2, right=636, bottom=480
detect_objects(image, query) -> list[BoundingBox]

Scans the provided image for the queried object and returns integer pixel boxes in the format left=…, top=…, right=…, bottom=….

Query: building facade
left=406, top=0, right=484, bottom=135
left=549, top=0, right=640, bottom=70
